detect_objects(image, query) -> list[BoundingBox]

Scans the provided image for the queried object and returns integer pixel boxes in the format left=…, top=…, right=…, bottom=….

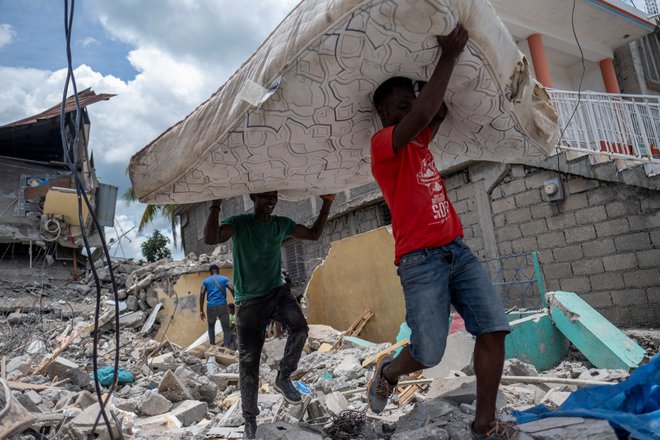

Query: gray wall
left=181, top=162, right=660, bottom=327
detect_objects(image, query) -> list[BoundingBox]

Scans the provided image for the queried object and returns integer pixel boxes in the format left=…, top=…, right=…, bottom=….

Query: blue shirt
left=203, top=275, right=231, bottom=306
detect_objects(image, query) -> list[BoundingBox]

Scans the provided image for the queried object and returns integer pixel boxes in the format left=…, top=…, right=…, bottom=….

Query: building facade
left=179, top=0, right=660, bottom=326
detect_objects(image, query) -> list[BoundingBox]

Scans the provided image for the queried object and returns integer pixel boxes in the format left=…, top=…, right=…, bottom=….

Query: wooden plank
left=7, top=381, right=64, bottom=391
left=361, top=339, right=409, bottom=368
left=330, top=309, right=374, bottom=351
left=548, top=291, right=644, bottom=370
left=32, top=330, right=79, bottom=375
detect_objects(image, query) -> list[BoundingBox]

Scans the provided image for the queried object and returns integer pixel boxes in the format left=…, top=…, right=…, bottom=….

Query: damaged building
left=0, top=89, right=118, bottom=283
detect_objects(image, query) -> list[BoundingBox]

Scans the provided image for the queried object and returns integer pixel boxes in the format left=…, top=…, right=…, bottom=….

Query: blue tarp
left=93, top=367, right=135, bottom=387
left=514, top=353, right=660, bottom=440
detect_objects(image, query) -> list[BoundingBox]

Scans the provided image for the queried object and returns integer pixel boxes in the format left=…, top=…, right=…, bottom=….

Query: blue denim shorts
left=397, top=238, right=511, bottom=368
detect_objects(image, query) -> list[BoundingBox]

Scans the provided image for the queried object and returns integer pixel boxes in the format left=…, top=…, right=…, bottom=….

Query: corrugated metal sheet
left=0, top=89, right=114, bottom=129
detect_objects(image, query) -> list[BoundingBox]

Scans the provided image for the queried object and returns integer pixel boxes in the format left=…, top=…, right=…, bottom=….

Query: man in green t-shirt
left=205, top=191, right=335, bottom=439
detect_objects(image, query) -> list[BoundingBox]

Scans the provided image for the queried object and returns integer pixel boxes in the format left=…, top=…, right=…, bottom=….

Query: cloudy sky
left=0, top=0, right=299, bottom=260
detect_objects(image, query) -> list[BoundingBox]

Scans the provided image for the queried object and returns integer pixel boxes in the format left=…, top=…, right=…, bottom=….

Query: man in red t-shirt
left=367, top=25, right=515, bottom=439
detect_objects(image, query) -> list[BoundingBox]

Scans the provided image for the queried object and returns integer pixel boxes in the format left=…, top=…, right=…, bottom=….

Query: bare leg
left=382, top=346, right=425, bottom=384
left=472, top=331, right=507, bottom=434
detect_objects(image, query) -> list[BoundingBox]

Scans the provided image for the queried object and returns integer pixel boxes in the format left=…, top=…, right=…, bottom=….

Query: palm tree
left=122, top=186, right=180, bottom=247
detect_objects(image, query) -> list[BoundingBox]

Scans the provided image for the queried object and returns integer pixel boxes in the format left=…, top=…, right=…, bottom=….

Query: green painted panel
left=505, top=312, right=569, bottom=371
left=549, top=291, right=645, bottom=370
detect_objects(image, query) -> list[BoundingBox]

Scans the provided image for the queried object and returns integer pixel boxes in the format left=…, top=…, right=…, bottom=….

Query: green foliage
left=140, top=230, right=172, bottom=263
left=122, top=186, right=179, bottom=247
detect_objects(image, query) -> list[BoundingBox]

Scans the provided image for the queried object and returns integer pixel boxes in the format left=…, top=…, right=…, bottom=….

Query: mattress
left=129, top=0, right=559, bottom=204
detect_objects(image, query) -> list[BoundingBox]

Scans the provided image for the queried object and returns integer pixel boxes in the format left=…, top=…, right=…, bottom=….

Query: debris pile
left=1, top=254, right=658, bottom=439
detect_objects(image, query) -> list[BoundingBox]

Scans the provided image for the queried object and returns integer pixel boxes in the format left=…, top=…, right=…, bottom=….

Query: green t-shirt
left=222, top=214, right=296, bottom=302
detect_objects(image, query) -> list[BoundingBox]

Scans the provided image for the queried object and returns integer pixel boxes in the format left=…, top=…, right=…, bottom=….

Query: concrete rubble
left=1, top=253, right=658, bottom=439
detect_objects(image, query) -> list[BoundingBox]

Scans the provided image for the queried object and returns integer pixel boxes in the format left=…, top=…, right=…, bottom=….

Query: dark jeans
left=207, top=304, right=232, bottom=347
left=236, top=284, right=308, bottom=420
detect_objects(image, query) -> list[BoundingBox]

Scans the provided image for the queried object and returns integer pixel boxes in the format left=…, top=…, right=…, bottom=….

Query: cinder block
left=567, top=178, right=600, bottom=194
left=587, top=187, right=616, bottom=205
left=497, top=225, right=522, bottom=241
left=491, top=186, right=504, bottom=200
left=602, top=253, right=637, bottom=272
left=501, top=179, right=527, bottom=196
left=595, top=218, right=630, bottom=238
left=511, top=237, right=538, bottom=253
left=546, top=213, right=576, bottom=231
left=553, top=245, right=583, bottom=263
left=515, top=190, right=542, bottom=207
left=581, top=292, right=613, bottom=308
left=574, top=206, right=608, bottom=224
left=611, top=290, right=648, bottom=307
left=520, top=219, right=547, bottom=236
left=559, top=276, right=591, bottom=292
left=624, top=269, right=660, bottom=288
left=506, top=208, right=532, bottom=224
left=565, top=225, right=597, bottom=244
left=614, top=232, right=651, bottom=252
left=636, top=249, right=660, bottom=268
left=582, top=238, right=616, bottom=258
left=524, top=170, right=556, bottom=189
left=559, top=193, right=589, bottom=212
left=493, top=213, right=505, bottom=228
left=537, top=231, right=566, bottom=249
left=455, top=184, right=474, bottom=201
left=647, top=287, right=660, bottom=305
left=543, top=262, right=573, bottom=279
left=492, top=197, right=516, bottom=214
left=548, top=291, right=645, bottom=370
left=571, top=259, right=604, bottom=276
left=530, top=203, right=558, bottom=219
left=511, top=165, right=527, bottom=178
left=629, top=212, right=660, bottom=231
left=605, top=200, right=641, bottom=218
left=590, top=272, right=625, bottom=291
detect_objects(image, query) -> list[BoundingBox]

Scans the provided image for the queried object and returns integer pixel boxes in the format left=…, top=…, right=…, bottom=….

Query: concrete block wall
left=490, top=165, right=660, bottom=326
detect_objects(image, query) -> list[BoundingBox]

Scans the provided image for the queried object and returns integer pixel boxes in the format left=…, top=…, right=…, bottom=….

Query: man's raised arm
left=204, top=199, right=235, bottom=244
left=392, top=25, right=468, bottom=152
left=292, top=194, right=335, bottom=241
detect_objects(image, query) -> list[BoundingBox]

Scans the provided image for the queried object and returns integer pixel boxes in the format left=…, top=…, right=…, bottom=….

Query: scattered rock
left=138, top=390, right=173, bottom=416
left=158, top=370, right=193, bottom=402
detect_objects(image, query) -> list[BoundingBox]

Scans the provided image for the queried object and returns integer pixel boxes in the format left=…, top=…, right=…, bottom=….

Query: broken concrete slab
left=6, top=354, right=32, bottom=376
left=118, top=310, right=146, bottom=329
left=503, top=359, right=539, bottom=377
left=217, top=399, right=244, bottom=427
left=157, top=370, right=193, bottom=402
left=150, top=352, right=178, bottom=371
left=548, top=291, right=645, bottom=370
left=174, top=365, right=218, bottom=403
left=69, top=402, right=120, bottom=439
left=138, top=390, right=172, bottom=416
left=45, top=356, right=90, bottom=387
left=256, top=421, right=322, bottom=440
left=517, top=416, right=617, bottom=439
left=263, top=338, right=287, bottom=369
left=170, top=399, right=208, bottom=426
left=505, top=311, right=569, bottom=371
left=0, top=395, right=37, bottom=439
left=424, top=331, right=475, bottom=379
left=431, top=379, right=506, bottom=409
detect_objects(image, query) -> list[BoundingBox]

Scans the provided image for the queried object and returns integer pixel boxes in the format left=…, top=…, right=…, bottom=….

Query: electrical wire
left=59, top=1, right=123, bottom=438
left=557, top=0, right=587, bottom=174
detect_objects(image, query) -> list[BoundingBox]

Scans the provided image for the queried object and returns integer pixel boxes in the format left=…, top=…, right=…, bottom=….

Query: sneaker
left=470, top=421, right=520, bottom=439
left=366, top=354, right=396, bottom=414
left=243, top=419, right=257, bottom=439
left=274, top=372, right=302, bottom=404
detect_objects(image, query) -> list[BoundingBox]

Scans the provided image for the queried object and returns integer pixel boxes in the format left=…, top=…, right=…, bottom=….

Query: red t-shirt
left=371, top=126, right=464, bottom=265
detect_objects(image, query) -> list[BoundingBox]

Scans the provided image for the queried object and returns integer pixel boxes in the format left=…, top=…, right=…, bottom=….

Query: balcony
left=623, top=0, right=660, bottom=20
left=548, top=89, right=660, bottom=174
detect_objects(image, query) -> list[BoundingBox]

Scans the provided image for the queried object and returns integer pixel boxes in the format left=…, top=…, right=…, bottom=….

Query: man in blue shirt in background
left=199, top=264, right=234, bottom=348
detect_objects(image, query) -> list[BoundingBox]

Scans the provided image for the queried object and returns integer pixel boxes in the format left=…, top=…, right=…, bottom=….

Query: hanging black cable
left=59, top=1, right=123, bottom=438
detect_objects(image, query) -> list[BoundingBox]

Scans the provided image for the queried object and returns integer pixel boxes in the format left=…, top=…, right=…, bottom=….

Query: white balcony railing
left=548, top=89, right=660, bottom=165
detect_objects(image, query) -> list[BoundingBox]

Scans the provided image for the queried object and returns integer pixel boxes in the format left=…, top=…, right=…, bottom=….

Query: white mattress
left=129, top=0, right=559, bottom=204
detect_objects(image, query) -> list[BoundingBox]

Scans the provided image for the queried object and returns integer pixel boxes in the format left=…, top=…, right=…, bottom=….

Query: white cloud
left=79, top=37, right=99, bottom=48
left=0, top=1, right=300, bottom=259
left=0, top=24, right=16, bottom=48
